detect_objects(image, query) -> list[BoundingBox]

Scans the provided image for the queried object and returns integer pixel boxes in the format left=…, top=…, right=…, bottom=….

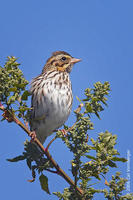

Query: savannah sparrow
left=30, top=51, right=81, bottom=144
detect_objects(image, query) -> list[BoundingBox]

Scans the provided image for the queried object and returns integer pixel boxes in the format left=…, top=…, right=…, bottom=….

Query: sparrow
left=30, top=51, right=81, bottom=144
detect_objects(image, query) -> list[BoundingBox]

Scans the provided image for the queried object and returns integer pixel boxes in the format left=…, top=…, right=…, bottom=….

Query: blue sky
left=0, top=0, right=133, bottom=199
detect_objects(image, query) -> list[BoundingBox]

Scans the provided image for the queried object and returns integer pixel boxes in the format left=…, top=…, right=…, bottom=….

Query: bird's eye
left=61, top=56, right=66, bottom=61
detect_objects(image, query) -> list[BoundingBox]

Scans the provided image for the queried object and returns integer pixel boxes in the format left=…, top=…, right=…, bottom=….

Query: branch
left=0, top=103, right=83, bottom=196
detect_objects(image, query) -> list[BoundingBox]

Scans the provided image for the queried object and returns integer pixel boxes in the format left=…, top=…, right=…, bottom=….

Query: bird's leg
left=54, top=129, right=68, bottom=137
left=29, top=131, right=37, bottom=142
left=57, top=120, right=79, bottom=137
left=60, top=129, right=68, bottom=136
left=23, top=118, right=29, bottom=130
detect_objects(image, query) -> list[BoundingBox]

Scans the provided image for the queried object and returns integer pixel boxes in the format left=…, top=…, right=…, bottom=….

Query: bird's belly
left=36, top=87, right=72, bottom=137
left=43, top=106, right=69, bottom=134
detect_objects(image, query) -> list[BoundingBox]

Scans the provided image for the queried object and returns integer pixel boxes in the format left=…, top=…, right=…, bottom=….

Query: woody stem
left=0, top=104, right=83, bottom=196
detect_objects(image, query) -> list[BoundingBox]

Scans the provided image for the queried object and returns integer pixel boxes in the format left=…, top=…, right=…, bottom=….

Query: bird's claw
left=60, top=129, right=68, bottom=137
left=30, top=131, right=37, bottom=142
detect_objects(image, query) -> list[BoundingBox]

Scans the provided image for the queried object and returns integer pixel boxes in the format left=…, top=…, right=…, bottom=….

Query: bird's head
left=42, top=51, right=81, bottom=73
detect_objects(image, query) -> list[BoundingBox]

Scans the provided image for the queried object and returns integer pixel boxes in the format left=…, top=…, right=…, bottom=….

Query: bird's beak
left=70, top=58, right=81, bottom=64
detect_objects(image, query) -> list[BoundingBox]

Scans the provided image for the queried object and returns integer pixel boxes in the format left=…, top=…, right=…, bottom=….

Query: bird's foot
left=29, top=131, right=37, bottom=142
left=60, top=129, right=68, bottom=137
left=44, top=146, right=48, bottom=153
left=24, top=120, right=29, bottom=130
left=54, top=129, right=68, bottom=137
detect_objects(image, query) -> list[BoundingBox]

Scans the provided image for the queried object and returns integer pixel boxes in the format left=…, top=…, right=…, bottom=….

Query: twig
left=0, top=103, right=83, bottom=196
left=46, top=120, right=78, bottom=151
left=27, top=165, right=36, bottom=182
left=45, top=168, right=59, bottom=174
left=46, top=136, right=57, bottom=151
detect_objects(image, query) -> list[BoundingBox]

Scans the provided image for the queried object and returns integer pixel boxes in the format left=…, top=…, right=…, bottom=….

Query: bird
left=30, top=51, right=81, bottom=144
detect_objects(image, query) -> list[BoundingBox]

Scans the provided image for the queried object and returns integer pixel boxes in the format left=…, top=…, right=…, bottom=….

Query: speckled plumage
left=30, top=51, right=80, bottom=144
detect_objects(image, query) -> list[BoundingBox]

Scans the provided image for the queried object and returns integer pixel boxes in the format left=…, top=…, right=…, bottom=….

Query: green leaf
left=108, top=160, right=117, bottom=168
left=93, top=173, right=101, bottom=180
left=85, top=155, right=97, bottom=161
left=8, top=87, right=17, bottom=92
left=95, top=111, right=101, bottom=119
left=111, top=157, right=127, bottom=162
left=82, top=98, right=89, bottom=101
left=39, top=174, right=50, bottom=194
left=21, top=90, right=31, bottom=100
left=101, top=99, right=108, bottom=106
left=85, top=103, right=93, bottom=113
left=26, top=159, right=32, bottom=169
left=76, top=96, right=82, bottom=103
left=1, top=117, right=6, bottom=122
left=7, top=155, right=26, bottom=162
